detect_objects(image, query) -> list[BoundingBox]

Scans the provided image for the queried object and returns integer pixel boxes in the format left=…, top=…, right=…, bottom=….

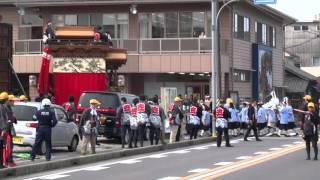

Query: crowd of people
left=0, top=92, right=32, bottom=168
left=1, top=90, right=319, bottom=168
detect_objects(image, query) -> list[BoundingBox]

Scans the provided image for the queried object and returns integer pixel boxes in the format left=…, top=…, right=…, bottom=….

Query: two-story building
left=285, top=20, right=320, bottom=67
left=0, top=0, right=295, bottom=103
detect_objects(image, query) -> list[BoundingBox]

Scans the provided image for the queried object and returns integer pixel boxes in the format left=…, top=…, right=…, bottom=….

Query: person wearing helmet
left=5, top=95, right=17, bottom=167
left=30, top=98, right=57, bottom=161
left=169, top=96, right=184, bottom=143
left=80, top=99, right=101, bottom=155
left=299, top=95, right=318, bottom=130
left=0, top=93, right=9, bottom=168
left=19, top=95, right=28, bottom=102
left=302, top=102, right=319, bottom=160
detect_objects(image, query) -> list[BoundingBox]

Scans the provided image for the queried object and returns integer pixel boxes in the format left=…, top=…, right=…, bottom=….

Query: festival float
left=37, top=26, right=127, bottom=105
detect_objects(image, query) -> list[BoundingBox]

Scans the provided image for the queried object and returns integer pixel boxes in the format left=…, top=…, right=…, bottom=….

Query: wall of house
left=0, top=7, right=19, bottom=49
left=231, top=2, right=285, bottom=99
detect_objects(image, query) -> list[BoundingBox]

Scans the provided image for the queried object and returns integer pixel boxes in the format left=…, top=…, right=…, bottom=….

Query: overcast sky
left=268, top=0, right=320, bottom=21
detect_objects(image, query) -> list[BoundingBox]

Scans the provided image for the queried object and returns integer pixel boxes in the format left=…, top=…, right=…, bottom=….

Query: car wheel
left=68, top=136, right=79, bottom=152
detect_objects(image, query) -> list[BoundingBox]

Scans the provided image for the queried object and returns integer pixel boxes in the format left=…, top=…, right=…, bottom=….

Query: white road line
left=282, top=144, right=293, bottom=147
left=236, top=156, right=252, bottom=160
left=230, top=140, right=240, bottom=144
left=254, top=151, right=268, bottom=155
left=37, top=175, right=70, bottom=180
left=214, top=162, right=233, bottom=166
left=170, top=150, right=190, bottom=154
left=269, top=148, right=283, bottom=151
left=119, top=160, right=142, bottom=164
left=188, top=168, right=210, bottom=173
left=192, top=146, right=209, bottom=150
left=25, top=140, right=244, bottom=180
left=148, top=154, right=168, bottom=159
left=83, top=166, right=110, bottom=171
left=293, top=141, right=303, bottom=144
left=158, top=177, right=181, bottom=180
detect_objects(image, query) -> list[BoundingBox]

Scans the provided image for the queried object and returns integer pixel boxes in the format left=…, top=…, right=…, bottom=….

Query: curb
left=0, top=137, right=216, bottom=178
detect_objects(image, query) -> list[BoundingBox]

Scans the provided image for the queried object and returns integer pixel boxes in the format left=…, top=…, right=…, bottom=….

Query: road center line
left=181, top=143, right=305, bottom=180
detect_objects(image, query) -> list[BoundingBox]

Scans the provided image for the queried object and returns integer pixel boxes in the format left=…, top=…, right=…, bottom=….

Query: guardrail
left=14, top=38, right=215, bottom=55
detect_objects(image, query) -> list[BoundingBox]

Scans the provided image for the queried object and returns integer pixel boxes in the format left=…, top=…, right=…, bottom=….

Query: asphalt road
left=11, top=136, right=313, bottom=180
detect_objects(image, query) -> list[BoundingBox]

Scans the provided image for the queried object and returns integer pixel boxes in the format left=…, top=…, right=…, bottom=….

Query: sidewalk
left=0, top=135, right=216, bottom=179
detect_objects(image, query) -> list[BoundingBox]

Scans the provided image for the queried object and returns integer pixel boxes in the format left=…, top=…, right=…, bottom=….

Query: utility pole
left=211, top=0, right=218, bottom=137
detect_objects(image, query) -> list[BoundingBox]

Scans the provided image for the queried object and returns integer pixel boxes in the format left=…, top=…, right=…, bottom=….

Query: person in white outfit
left=257, top=102, right=268, bottom=136
left=239, top=102, right=249, bottom=135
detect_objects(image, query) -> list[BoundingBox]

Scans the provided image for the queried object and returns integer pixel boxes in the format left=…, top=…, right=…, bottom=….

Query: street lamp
left=211, top=0, right=241, bottom=137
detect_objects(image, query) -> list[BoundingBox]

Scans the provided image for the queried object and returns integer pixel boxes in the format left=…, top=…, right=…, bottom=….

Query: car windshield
left=12, top=105, right=38, bottom=121
left=78, top=93, right=120, bottom=109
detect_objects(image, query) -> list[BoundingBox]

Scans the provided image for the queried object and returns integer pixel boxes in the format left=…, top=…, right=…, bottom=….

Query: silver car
left=12, top=102, right=79, bottom=154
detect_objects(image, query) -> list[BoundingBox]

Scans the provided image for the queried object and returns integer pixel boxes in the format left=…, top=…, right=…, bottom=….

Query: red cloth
left=53, top=73, right=107, bottom=106
left=37, top=48, right=52, bottom=95
left=2, top=132, right=11, bottom=167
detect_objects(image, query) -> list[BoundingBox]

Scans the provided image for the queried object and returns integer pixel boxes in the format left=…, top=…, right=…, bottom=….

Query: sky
left=268, top=0, right=320, bottom=21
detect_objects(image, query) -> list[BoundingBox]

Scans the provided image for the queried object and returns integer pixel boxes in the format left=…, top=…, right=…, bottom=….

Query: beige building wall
left=0, top=7, right=19, bottom=49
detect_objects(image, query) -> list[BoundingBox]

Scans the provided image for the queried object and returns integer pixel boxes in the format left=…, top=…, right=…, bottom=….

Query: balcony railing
left=14, top=38, right=216, bottom=55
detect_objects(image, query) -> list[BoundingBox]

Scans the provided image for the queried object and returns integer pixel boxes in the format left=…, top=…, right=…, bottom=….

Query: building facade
left=285, top=21, right=320, bottom=67
left=0, top=0, right=294, bottom=103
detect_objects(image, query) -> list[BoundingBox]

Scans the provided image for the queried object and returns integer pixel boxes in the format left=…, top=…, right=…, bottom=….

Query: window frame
left=293, top=25, right=301, bottom=31
left=233, top=69, right=251, bottom=82
left=233, top=13, right=250, bottom=41
left=302, top=25, right=309, bottom=31
left=313, top=56, right=320, bottom=66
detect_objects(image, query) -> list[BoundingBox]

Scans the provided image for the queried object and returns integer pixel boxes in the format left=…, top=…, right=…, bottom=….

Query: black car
left=77, top=91, right=137, bottom=141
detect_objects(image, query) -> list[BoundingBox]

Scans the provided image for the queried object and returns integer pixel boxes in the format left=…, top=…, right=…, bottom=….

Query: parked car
left=12, top=102, right=80, bottom=154
left=77, top=91, right=137, bottom=141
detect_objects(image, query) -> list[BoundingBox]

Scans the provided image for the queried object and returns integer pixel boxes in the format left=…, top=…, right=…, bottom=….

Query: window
left=102, top=14, right=115, bottom=38
left=302, top=25, right=309, bottom=31
left=19, top=15, right=43, bottom=40
left=262, top=24, right=267, bottom=45
left=293, top=25, right=301, bottom=31
left=256, top=22, right=275, bottom=47
left=52, top=13, right=128, bottom=38
left=165, top=12, right=178, bottom=38
left=179, top=12, right=192, bottom=37
left=78, top=14, right=89, bottom=26
left=234, top=14, right=250, bottom=41
left=233, top=70, right=250, bottom=82
left=269, top=26, right=276, bottom=47
left=139, top=11, right=209, bottom=38
left=317, top=25, right=320, bottom=31
left=65, top=14, right=77, bottom=25
left=152, top=13, right=165, bottom=38
left=313, top=57, right=320, bottom=66
left=206, top=11, right=211, bottom=37
left=139, top=14, right=151, bottom=38
left=55, top=108, right=67, bottom=122
left=90, top=13, right=102, bottom=26
left=52, top=15, right=65, bottom=27
left=192, top=12, right=205, bottom=37
left=116, top=14, right=128, bottom=39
